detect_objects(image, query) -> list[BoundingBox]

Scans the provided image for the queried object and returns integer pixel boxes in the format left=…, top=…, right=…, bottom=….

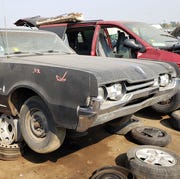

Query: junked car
left=0, top=28, right=179, bottom=154
left=15, top=17, right=180, bottom=113
left=171, top=26, right=180, bottom=38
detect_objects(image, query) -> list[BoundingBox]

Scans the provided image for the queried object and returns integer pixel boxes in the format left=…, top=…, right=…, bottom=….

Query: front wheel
left=19, top=96, right=66, bottom=154
left=151, top=93, right=180, bottom=114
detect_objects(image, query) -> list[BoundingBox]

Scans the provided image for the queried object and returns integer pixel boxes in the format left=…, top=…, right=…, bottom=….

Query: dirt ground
left=0, top=108, right=179, bottom=179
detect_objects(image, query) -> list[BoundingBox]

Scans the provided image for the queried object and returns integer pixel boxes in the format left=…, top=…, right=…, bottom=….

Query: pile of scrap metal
left=16, top=12, right=84, bottom=27
left=36, top=12, right=84, bottom=25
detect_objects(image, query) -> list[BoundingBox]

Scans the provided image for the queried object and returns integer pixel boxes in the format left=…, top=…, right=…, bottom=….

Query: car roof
left=15, top=18, right=102, bottom=27
left=14, top=16, right=140, bottom=29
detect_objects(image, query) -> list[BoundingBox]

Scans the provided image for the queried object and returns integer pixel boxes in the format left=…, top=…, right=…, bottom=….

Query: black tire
left=127, top=145, right=180, bottom=179
left=130, top=126, right=171, bottom=147
left=151, top=93, right=180, bottom=114
left=19, top=96, right=66, bottom=154
left=89, top=166, right=135, bottom=179
left=105, top=115, right=134, bottom=135
left=170, top=110, right=180, bottom=131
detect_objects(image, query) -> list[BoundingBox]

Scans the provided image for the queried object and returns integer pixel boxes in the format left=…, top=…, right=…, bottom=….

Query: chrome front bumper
left=76, top=78, right=180, bottom=132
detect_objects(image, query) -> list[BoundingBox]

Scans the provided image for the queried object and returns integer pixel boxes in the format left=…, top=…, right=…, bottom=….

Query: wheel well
left=9, top=88, right=38, bottom=116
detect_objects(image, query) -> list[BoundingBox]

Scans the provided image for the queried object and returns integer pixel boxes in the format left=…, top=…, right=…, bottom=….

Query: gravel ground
left=0, top=108, right=179, bottom=179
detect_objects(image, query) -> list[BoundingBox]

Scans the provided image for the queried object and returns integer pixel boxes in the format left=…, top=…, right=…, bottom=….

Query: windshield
left=0, top=30, right=74, bottom=56
left=123, top=22, right=178, bottom=48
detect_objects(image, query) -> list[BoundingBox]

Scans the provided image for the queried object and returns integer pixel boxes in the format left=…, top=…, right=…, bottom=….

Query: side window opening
left=66, top=27, right=95, bottom=55
left=107, top=27, right=132, bottom=58
left=97, top=26, right=137, bottom=58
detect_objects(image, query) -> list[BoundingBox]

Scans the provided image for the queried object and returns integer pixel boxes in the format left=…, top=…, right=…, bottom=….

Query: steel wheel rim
left=137, top=127, right=165, bottom=138
left=135, top=148, right=176, bottom=167
left=97, top=173, right=124, bottom=179
left=0, top=114, right=16, bottom=145
left=92, top=171, right=127, bottom=179
left=27, top=109, right=48, bottom=140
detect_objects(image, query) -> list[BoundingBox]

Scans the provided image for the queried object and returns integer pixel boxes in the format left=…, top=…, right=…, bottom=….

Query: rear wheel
left=19, top=96, right=66, bottom=154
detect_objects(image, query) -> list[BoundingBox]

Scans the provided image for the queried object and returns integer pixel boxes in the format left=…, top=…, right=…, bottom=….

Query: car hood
left=11, top=54, right=175, bottom=85
left=139, top=47, right=180, bottom=66
left=156, top=49, right=180, bottom=66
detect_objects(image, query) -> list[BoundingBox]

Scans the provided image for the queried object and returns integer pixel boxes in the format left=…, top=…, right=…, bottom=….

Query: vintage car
left=15, top=17, right=180, bottom=113
left=0, top=29, right=179, bottom=154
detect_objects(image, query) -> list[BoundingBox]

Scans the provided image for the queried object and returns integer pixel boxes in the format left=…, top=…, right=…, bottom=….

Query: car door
left=94, top=24, right=135, bottom=58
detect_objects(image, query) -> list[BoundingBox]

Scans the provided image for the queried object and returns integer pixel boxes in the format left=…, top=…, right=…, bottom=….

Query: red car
left=15, top=17, right=180, bottom=113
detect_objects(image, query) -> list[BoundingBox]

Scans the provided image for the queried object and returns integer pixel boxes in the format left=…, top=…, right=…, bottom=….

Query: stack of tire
left=89, top=145, right=180, bottom=179
left=90, top=124, right=180, bottom=178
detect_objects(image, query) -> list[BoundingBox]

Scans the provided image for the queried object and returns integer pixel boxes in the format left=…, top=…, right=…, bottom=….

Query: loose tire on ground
left=127, top=145, right=180, bottom=179
left=89, top=165, right=135, bottom=179
left=105, top=115, right=141, bottom=135
left=19, top=96, right=66, bottom=154
left=170, top=110, right=180, bottom=131
left=130, top=126, right=171, bottom=147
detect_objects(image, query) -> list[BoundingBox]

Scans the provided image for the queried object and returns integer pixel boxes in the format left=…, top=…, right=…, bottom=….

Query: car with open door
left=14, top=16, right=180, bottom=113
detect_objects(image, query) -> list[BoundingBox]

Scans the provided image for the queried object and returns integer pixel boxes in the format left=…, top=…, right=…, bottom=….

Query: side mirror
left=124, top=39, right=145, bottom=52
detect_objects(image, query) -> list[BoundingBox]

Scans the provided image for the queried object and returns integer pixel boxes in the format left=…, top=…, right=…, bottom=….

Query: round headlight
left=159, top=74, right=170, bottom=87
left=107, top=83, right=123, bottom=100
left=97, top=87, right=106, bottom=101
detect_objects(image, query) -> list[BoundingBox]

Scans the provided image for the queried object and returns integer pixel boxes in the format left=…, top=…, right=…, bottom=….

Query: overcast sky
left=0, top=0, right=179, bottom=27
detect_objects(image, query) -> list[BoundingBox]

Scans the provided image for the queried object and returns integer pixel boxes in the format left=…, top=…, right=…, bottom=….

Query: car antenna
left=1, top=0, right=9, bottom=57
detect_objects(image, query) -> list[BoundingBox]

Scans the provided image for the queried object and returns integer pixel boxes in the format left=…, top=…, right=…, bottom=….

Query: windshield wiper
left=45, top=50, right=74, bottom=55
left=29, top=50, right=58, bottom=55
left=46, top=50, right=59, bottom=53
left=5, top=51, right=29, bottom=55
left=5, top=51, right=45, bottom=56
left=5, top=50, right=74, bottom=56
left=37, top=50, right=62, bottom=54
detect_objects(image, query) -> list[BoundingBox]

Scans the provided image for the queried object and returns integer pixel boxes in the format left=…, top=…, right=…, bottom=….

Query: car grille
left=125, top=80, right=155, bottom=93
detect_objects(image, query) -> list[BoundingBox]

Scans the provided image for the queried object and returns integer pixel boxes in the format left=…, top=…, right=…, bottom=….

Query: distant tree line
left=161, top=21, right=180, bottom=29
